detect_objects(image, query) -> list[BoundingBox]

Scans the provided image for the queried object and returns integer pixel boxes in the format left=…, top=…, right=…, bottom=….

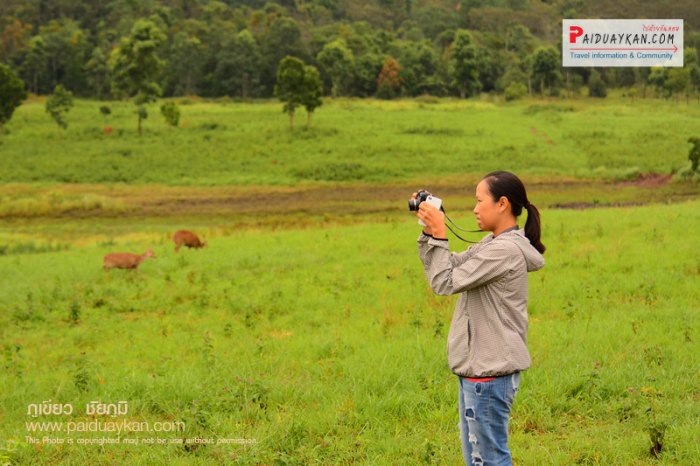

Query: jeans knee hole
left=465, top=407, right=475, bottom=421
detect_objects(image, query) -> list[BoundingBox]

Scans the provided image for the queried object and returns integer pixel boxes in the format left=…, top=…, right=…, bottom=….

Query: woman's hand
left=416, top=195, right=447, bottom=239
left=411, top=191, right=432, bottom=236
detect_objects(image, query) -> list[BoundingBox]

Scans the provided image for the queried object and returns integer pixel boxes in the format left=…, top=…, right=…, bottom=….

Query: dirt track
left=0, top=174, right=697, bottom=223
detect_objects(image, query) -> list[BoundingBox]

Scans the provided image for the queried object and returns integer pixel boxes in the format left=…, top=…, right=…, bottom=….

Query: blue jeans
left=458, top=372, right=520, bottom=465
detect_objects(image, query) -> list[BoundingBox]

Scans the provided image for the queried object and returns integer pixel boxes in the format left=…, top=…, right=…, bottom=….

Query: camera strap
left=442, top=207, right=483, bottom=243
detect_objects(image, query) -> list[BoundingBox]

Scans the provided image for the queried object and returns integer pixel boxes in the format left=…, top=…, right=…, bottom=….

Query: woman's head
left=474, top=171, right=546, bottom=254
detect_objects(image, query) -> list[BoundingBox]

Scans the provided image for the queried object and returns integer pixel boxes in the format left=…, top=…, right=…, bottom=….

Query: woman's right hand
left=411, top=190, right=433, bottom=235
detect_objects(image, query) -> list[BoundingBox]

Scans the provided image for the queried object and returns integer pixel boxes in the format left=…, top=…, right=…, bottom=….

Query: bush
left=376, top=81, right=396, bottom=100
left=45, top=85, right=74, bottom=130
left=160, top=102, right=181, bottom=127
left=504, top=82, right=527, bottom=101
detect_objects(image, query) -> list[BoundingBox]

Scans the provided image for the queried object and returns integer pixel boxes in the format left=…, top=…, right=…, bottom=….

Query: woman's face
left=473, top=179, right=505, bottom=231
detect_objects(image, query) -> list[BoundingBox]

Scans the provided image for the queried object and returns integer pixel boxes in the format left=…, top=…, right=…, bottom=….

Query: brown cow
left=172, top=230, right=207, bottom=252
left=103, top=249, right=156, bottom=273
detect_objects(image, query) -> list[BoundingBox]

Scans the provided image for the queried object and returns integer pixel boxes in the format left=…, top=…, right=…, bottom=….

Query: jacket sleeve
left=418, top=235, right=512, bottom=296
left=418, top=232, right=481, bottom=268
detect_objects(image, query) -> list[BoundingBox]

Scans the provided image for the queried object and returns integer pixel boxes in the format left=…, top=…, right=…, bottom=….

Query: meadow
left=1, top=95, right=700, bottom=186
left=0, top=97, right=699, bottom=465
left=0, top=200, right=699, bottom=464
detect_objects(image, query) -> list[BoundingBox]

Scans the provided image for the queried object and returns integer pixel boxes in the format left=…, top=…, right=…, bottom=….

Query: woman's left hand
left=417, top=202, right=447, bottom=239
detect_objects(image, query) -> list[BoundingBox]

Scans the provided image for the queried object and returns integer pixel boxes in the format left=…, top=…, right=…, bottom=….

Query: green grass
left=1, top=200, right=698, bottom=464
left=2, top=96, right=700, bottom=186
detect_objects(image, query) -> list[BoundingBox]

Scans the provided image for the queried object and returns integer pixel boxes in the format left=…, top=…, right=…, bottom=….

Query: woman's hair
left=482, top=171, right=546, bottom=254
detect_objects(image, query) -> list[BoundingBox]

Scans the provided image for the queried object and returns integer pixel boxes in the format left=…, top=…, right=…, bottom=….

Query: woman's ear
left=498, top=196, right=509, bottom=214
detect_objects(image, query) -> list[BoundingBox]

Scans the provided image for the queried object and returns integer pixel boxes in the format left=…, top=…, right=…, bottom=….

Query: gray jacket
left=417, top=227, right=544, bottom=377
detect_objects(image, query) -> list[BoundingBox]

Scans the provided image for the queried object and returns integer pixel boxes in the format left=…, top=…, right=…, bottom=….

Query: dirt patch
left=618, top=173, right=673, bottom=188
left=0, top=177, right=697, bottom=223
left=550, top=201, right=645, bottom=210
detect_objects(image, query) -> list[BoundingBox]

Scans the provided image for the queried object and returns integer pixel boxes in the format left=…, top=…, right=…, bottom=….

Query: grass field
left=0, top=97, right=699, bottom=464
left=1, top=200, right=699, bottom=464
left=2, top=96, right=700, bottom=186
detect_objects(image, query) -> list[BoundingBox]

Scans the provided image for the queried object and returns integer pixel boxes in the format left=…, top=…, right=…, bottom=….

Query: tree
left=688, top=137, right=700, bottom=172
left=85, top=47, right=110, bottom=99
left=0, top=63, right=26, bottom=129
left=215, top=29, right=261, bottom=100
left=377, top=57, right=401, bottom=99
left=39, top=19, right=90, bottom=93
left=302, top=65, right=323, bottom=128
left=529, top=47, right=561, bottom=97
left=163, top=20, right=207, bottom=96
left=274, top=56, right=306, bottom=131
left=261, top=17, right=307, bottom=95
left=665, top=67, right=691, bottom=102
left=685, top=47, right=700, bottom=99
left=449, top=30, right=480, bottom=98
left=109, top=20, right=167, bottom=135
left=353, top=53, right=384, bottom=97
left=45, top=84, right=74, bottom=133
left=648, top=68, right=669, bottom=97
left=588, top=69, right=607, bottom=98
left=21, top=36, right=47, bottom=94
left=317, top=39, right=354, bottom=98
left=393, top=40, right=440, bottom=96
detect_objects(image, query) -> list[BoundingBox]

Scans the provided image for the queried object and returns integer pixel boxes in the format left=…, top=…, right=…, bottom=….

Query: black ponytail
left=483, top=171, right=546, bottom=254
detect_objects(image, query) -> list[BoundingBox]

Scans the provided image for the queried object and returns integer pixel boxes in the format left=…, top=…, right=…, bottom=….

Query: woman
left=414, top=171, right=545, bottom=465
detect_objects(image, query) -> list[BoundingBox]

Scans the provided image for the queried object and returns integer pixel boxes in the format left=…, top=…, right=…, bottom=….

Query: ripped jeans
left=458, top=372, right=520, bottom=465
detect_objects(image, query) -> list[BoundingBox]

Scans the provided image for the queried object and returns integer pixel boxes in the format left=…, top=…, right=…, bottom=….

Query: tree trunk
left=138, top=113, right=142, bottom=136
left=307, top=111, right=312, bottom=129
left=540, top=78, right=544, bottom=98
left=289, top=111, right=294, bottom=131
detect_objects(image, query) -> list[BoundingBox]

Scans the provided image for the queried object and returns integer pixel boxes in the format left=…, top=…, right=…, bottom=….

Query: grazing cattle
left=172, top=230, right=207, bottom=252
left=103, top=249, right=156, bottom=273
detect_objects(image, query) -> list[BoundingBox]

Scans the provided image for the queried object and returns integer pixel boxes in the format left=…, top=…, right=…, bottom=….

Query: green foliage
left=588, top=70, right=607, bottom=98
left=85, top=47, right=110, bottom=98
left=377, top=57, right=401, bottom=99
left=214, top=29, right=261, bottom=99
left=45, top=84, right=74, bottom=130
left=1, top=2, right=700, bottom=102
left=688, top=137, right=700, bottom=172
left=0, top=64, right=27, bottom=127
left=109, top=19, right=166, bottom=134
left=317, top=39, right=355, bottom=97
left=274, top=56, right=308, bottom=130
left=530, top=47, right=561, bottom=97
left=504, top=82, right=527, bottom=101
left=302, top=66, right=323, bottom=128
left=160, top=101, right=181, bottom=127
left=449, top=30, right=480, bottom=98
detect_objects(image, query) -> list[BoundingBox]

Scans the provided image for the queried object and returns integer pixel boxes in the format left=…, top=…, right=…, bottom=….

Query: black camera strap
left=441, top=207, right=483, bottom=244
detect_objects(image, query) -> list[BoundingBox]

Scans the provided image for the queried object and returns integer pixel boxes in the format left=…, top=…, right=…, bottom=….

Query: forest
left=2, top=0, right=700, bottom=101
